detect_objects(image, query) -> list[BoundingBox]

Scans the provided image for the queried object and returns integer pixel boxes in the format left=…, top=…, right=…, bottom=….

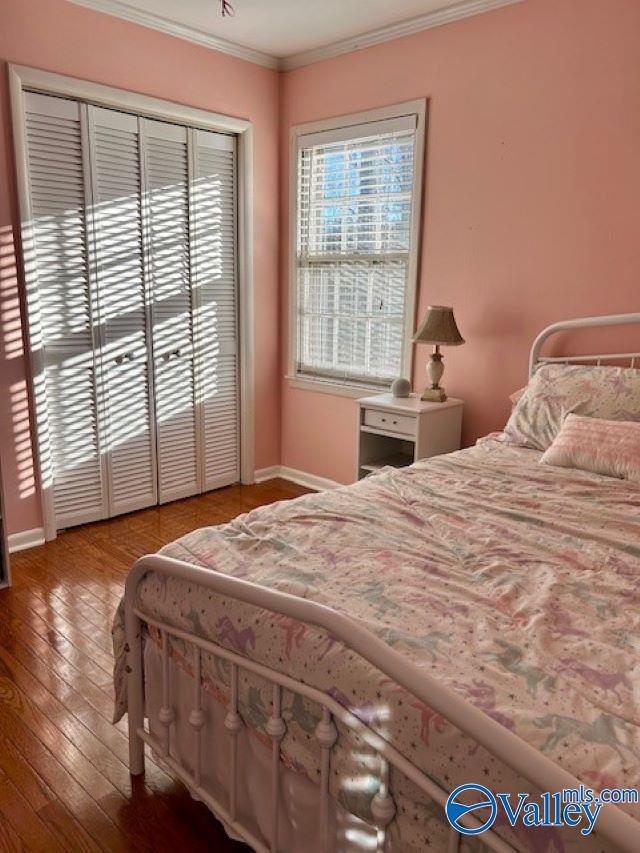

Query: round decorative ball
left=391, top=377, right=411, bottom=398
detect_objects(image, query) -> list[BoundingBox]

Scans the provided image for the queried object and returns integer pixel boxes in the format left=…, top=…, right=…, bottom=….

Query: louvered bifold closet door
left=141, top=118, right=199, bottom=503
left=191, top=129, right=239, bottom=490
left=23, top=92, right=107, bottom=530
left=87, top=106, right=158, bottom=515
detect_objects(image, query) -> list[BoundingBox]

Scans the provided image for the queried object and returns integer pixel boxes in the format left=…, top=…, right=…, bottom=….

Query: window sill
left=285, top=375, right=388, bottom=399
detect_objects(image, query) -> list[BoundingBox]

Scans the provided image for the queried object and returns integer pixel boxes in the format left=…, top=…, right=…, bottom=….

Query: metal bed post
left=225, top=663, right=243, bottom=821
left=124, top=594, right=145, bottom=775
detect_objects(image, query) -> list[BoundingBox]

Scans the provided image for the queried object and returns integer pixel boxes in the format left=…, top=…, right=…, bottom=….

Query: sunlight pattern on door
left=90, top=106, right=157, bottom=515
left=192, top=130, right=239, bottom=490
left=21, top=94, right=240, bottom=534
left=144, top=120, right=199, bottom=503
left=24, top=93, right=105, bottom=528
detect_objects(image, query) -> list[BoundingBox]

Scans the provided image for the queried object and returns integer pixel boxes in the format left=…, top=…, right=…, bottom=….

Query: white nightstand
left=356, top=393, right=464, bottom=480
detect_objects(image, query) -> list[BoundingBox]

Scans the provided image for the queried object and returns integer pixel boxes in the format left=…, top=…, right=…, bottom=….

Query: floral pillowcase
left=501, top=364, right=640, bottom=451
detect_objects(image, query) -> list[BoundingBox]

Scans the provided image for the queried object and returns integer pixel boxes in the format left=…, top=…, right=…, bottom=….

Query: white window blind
left=295, top=114, right=420, bottom=389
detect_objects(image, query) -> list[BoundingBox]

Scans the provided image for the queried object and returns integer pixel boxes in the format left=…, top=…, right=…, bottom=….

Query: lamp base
left=421, top=386, right=447, bottom=402
left=423, top=349, right=447, bottom=402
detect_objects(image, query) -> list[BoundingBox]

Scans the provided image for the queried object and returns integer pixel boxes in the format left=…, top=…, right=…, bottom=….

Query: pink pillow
left=540, top=414, right=640, bottom=484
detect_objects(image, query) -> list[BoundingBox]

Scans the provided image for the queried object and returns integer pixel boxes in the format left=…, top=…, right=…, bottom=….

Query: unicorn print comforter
left=113, top=439, right=640, bottom=851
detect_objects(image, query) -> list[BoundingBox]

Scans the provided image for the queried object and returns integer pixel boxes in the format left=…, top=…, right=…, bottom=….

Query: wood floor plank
left=0, top=479, right=306, bottom=852
left=0, top=767, right=67, bottom=853
left=11, top=558, right=118, bottom=617
left=0, top=637, right=213, bottom=847
left=0, top=643, right=138, bottom=798
left=4, top=595, right=115, bottom=675
left=3, top=607, right=112, bottom=686
left=0, top=614, right=144, bottom=753
left=0, top=622, right=188, bottom=800
left=13, top=589, right=115, bottom=656
left=0, top=736, right=99, bottom=853
left=0, top=813, right=27, bottom=853
left=0, top=606, right=114, bottom=701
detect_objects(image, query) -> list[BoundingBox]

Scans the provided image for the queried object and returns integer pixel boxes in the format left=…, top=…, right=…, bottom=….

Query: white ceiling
left=68, top=0, right=521, bottom=68
left=123, top=0, right=464, bottom=57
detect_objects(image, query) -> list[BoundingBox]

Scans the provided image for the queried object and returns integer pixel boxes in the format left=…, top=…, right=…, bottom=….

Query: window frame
left=287, top=99, right=427, bottom=397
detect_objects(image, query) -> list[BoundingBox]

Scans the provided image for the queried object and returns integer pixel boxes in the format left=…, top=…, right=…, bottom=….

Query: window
left=289, top=101, right=426, bottom=394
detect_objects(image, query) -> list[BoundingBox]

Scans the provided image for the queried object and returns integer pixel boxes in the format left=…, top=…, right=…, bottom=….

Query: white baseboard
left=6, top=475, right=339, bottom=553
left=254, top=465, right=341, bottom=492
left=253, top=465, right=281, bottom=483
left=8, top=527, right=46, bottom=553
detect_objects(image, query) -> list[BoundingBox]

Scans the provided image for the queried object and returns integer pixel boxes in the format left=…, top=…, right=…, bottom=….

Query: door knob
left=161, top=348, right=182, bottom=361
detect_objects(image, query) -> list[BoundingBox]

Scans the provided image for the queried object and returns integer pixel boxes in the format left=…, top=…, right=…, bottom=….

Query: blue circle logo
left=445, top=783, right=497, bottom=835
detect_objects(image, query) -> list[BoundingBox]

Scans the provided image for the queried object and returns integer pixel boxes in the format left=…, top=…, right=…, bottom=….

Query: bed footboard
left=124, top=554, right=637, bottom=853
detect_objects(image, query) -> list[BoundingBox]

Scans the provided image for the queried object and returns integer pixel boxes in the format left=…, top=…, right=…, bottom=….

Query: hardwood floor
left=0, top=478, right=308, bottom=852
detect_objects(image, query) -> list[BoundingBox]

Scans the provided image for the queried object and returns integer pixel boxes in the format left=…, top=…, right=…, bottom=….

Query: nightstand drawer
left=363, top=408, right=415, bottom=435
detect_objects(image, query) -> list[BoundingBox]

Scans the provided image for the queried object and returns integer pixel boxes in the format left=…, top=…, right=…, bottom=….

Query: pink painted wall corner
left=279, top=0, right=640, bottom=483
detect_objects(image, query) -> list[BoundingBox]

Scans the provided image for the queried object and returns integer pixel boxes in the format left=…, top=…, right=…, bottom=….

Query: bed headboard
left=529, top=312, right=640, bottom=379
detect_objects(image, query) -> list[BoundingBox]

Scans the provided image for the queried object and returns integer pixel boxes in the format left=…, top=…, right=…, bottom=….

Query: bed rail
left=124, top=554, right=638, bottom=852
left=529, top=312, right=640, bottom=378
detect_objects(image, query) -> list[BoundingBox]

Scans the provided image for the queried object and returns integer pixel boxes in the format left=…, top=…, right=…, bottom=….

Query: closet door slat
left=142, top=118, right=199, bottom=503
left=192, top=129, right=240, bottom=490
left=23, top=92, right=107, bottom=530
left=88, top=106, right=158, bottom=516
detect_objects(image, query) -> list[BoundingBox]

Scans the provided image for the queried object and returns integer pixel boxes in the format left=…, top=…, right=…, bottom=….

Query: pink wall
left=280, top=0, right=640, bottom=484
left=2, top=0, right=640, bottom=535
left=0, top=0, right=281, bottom=535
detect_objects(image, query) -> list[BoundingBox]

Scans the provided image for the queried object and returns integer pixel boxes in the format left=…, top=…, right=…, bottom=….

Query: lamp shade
left=413, top=305, right=465, bottom=346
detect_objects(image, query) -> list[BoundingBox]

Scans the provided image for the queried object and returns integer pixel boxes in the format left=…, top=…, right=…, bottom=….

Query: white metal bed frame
left=124, top=312, right=640, bottom=852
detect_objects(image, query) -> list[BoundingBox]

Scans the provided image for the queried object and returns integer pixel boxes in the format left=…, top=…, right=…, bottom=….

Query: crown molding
left=282, top=0, right=524, bottom=70
left=65, top=0, right=279, bottom=69
left=65, top=0, right=523, bottom=72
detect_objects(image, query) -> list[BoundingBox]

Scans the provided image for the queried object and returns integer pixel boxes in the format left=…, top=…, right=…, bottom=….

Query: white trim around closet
left=9, top=64, right=256, bottom=540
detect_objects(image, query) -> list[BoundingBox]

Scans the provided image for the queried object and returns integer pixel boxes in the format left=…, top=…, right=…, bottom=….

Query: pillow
left=540, top=414, right=640, bottom=483
left=509, top=386, right=526, bottom=408
left=502, top=364, right=640, bottom=451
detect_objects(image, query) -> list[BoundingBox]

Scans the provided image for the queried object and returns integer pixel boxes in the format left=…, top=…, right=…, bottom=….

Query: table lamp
left=413, top=305, right=464, bottom=402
